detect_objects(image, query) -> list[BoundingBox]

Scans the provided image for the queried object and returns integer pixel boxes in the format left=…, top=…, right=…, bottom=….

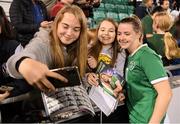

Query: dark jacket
left=135, top=3, right=151, bottom=20
left=0, top=39, right=33, bottom=96
left=10, top=0, right=49, bottom=47
left=0, top=39, right=19, bottom=83
left=74, top=0, right=100, bottom=18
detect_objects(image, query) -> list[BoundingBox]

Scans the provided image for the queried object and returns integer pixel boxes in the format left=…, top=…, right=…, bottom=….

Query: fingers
left=47, top=71, right=68, bottom=83
left=38, top=71, right=68, bottom=92
left=117, top=92, right=125, bottom=102
left=87, top=56, right=97, bottom=69
left=41, top=78, right=55, bottom=91
left=0, top=91, right=10, bottom=101
left=113, top=83, right=123, bottom=97
left=87, top=73, right=99, bottom=86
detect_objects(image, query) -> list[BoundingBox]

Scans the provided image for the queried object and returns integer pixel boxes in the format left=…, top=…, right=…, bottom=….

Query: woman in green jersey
left=117, top=16, right=172, bottom=123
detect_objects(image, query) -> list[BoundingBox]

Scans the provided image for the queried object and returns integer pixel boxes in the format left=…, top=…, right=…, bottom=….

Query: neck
left=156, top=29, right=165, bottom=34
left=102, top=44, right=112, bottom=49
left=128, top=40, right=141, bottom=54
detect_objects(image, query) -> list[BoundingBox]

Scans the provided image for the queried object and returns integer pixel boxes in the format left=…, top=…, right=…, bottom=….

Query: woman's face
left=117, top=23, right=141, bottom=53
left=98, top=20, right=116, bottom=45
left=57, top=12, right=81, bottom=45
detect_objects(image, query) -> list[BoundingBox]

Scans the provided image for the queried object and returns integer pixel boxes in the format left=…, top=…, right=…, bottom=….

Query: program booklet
left=89, top=61, right=125, bottom=116
left=41, top=66, right=95, bottom=122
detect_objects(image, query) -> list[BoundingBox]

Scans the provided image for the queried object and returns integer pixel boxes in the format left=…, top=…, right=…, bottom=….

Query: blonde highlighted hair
left=154, top=12, right=180, bottom=59
left=164, top=32, right=180, bottom=59
left=50, top=5, right=88, bottom=77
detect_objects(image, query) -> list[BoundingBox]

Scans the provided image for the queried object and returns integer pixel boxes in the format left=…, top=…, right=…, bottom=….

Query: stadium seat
left=118, top=13, right=129, bottom=20
left=93, top=11, right=106, bottom=24
left=106, top=12, right=119, bottom=22
left=104, top=3, right=116, bottom=12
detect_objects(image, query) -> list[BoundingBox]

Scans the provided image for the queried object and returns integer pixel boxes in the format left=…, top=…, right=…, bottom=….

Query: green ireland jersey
left=125, top=44, right=168, bottom=123
left=142, top=15, right=153, bottom=35
left=147, top=34, right=165, bottom=57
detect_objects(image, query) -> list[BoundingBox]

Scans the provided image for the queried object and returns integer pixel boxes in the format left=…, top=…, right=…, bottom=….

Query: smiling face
left=57, top=12, right=81, bottom=45
left=98, top=20, right=116, bottom=45
left=117, top=23, right=142, bottom=54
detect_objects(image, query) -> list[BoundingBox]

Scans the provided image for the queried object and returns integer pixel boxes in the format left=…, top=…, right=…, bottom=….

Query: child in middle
left=86, top=18, right=128, bottom=123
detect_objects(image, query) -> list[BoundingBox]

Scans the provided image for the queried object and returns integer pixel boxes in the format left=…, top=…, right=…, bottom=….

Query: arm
left=149, top=80, right=172, bottom=123
left=87, top=56, right=98, bottom=69
left=6, top=28, right=67, bottom=91
left=18, top=58, right=67, bottom=92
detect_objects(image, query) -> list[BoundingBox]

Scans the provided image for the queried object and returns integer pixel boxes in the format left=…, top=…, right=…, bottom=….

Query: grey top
left=7, top=27, right=53, bottom=78
left=7, top=27, right=95, bottom=119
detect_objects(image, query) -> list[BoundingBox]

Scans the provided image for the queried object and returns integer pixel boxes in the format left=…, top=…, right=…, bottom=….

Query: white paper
left=89, top=85, right=118, bottom=116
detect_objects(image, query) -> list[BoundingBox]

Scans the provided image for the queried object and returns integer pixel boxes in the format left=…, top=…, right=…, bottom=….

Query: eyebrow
left=61, top=22, right=81, bottom=29
left=100, top=27, right=115, bottom=30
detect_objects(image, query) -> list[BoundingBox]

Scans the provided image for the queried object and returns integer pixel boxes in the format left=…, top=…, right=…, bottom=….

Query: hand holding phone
left=48, top=66, right=82, bottom=88
left=0, top=85, right=14, bottom=93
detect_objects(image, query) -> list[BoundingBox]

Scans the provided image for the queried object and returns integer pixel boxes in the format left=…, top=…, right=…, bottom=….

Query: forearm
left=149, top=90, right=172, bottom=123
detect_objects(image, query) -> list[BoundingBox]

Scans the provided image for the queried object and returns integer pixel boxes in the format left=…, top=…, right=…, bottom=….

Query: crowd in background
left=0, top=0, right=180, bottom=123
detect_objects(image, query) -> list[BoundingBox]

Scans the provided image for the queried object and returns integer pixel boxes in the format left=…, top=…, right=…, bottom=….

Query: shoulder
left=33, top=27, right=51, bottom=42
left=140, top=46, right=161, bottom=60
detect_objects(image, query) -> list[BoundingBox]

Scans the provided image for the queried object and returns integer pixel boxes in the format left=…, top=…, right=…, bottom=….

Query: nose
left=118, top=34, right=125, bottom=42
left=66, top=29, right=73, bottom=36
left=104, top=30, right=109, bottom=35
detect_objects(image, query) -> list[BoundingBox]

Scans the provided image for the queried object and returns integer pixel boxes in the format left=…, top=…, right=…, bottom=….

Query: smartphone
left=48, top=66, right=82, bottom=88
left=0, top=85, right=14, bottom=93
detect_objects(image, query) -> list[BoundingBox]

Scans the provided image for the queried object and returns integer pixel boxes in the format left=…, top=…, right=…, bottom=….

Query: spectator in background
left=171, top=13, right=180, bottom=75
left=142, top=6, right=165, bottom=39
left=159, top=0, right=171, bottom=14
left=147, top=12, right=180, bottom=66
left=0, top=6, right=32, bottom=99
left=117, top=16, right=172, bottom=123
left=50, top=0, right=74, bottom=20
left=135, top=0, right=153, bottom=19
left=10, top=0, right=50, bottom=47
left=74, top=0, right=100, bottom=18
left=159, top=0, right=170, bottom=11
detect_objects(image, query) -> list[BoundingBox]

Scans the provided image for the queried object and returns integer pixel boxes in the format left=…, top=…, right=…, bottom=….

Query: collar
left=129, top=44, right=147, bottom=57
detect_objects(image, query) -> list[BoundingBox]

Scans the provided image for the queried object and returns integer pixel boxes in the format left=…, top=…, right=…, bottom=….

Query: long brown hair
left=89, top=18, right=118, bottom=67
left=50, top=5, right=88, bottom=77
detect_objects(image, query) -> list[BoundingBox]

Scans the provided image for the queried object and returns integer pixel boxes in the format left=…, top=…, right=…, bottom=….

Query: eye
left=109, top=30, right=115, bottom=33
left=117, top=32, right=121, bottom=36
left=63, top=25, right=68, bottom=29
left=73, top=27, right=81, bottom=32
left=125, top=33, right=130, bottom=36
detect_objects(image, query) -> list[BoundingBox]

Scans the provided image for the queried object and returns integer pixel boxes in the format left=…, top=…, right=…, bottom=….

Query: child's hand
left=87, top=56, right=97, bottom=69
left=117, top=92, right=125, bottom=102
left=113, top=81, right=123, bottom=97
left=86, top=73, right=99, bottom=86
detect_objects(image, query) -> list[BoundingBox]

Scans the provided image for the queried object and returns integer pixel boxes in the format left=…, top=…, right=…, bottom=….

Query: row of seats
left=94, top=3, right=134, bottom=14
left=101, top=0, right=130, bottom=5
left=93, top=11, right=130, bottom=23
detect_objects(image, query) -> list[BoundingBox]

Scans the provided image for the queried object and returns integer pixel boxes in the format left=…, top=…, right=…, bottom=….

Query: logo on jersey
left=128, top=61, right=136, bottom=71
